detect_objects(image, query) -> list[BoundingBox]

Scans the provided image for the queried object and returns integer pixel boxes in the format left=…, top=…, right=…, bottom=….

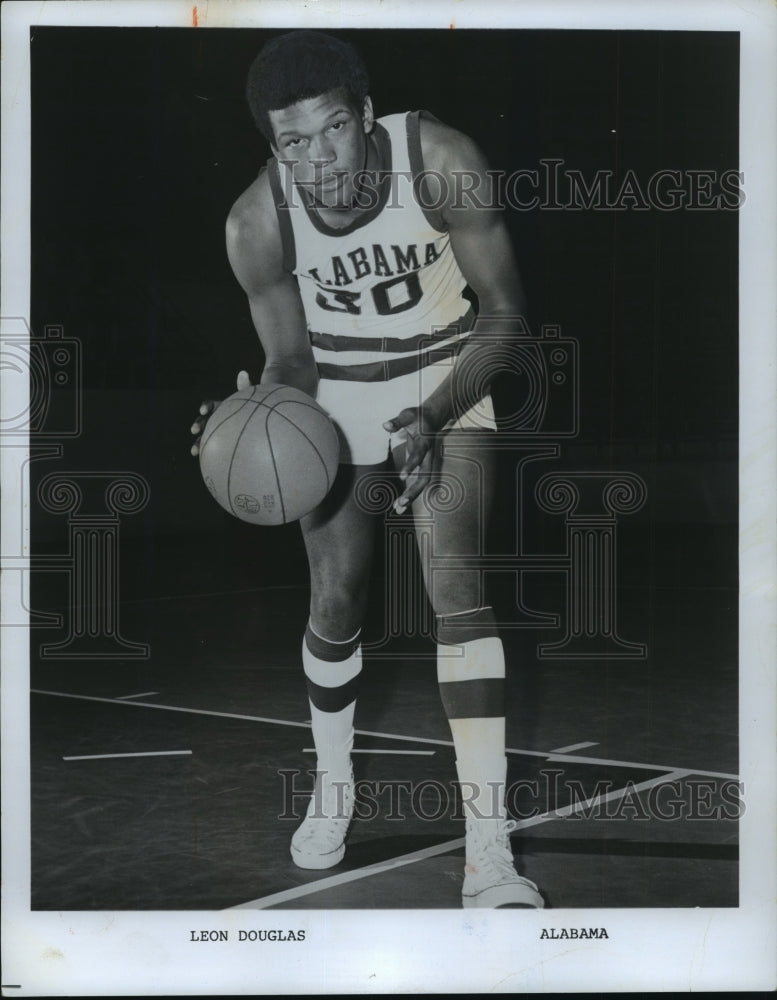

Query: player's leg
left=407, top=430, right=506, bottom=826
left=401, top=429, right=543, bottom=907
left=290, top=462, right=381, bottom=869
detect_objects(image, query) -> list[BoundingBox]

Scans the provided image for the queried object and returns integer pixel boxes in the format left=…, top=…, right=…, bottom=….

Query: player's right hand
left=190, top=370, right=252, bottom=456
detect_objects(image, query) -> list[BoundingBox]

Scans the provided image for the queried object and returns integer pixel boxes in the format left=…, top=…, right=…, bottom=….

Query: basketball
left=198, top=383, right=340, bottom=524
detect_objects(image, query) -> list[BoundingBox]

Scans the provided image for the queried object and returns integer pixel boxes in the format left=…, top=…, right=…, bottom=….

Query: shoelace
left=466, top=818, right=541, bottom=887
left=462, top=818, right=543, bottom=902
left=466, top=817, right=517, bottom=848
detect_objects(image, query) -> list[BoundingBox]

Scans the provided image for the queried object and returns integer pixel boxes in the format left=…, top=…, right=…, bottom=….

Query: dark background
left=27, top=28, right=741, bottom=911
left=29, top=26, right=739, bottom=638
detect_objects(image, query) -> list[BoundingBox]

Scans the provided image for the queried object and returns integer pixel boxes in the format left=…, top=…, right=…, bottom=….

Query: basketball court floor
left=29, top=513, right=738, bottom=912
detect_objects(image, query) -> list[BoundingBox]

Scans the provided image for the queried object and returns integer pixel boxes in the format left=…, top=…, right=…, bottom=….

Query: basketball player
left=191, top=30, right=543, bottom=909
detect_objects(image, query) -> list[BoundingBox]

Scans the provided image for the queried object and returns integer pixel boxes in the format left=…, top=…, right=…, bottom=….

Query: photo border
left=2, top=0, right=775, bottom=993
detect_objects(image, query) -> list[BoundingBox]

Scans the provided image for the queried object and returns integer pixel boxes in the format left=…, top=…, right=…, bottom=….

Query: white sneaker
left=290, top=770, right=355, bottom=870
left=462, top=818, right=544, bottom=908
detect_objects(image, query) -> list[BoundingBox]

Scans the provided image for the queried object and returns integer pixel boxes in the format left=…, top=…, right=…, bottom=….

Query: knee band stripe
left=306, top=674, right=361, bottom=713
left=304, top=622, right=361, bottom=662
left=438, top=677, right=504, bottom=720
left=436, top=606, right=498, bottom=646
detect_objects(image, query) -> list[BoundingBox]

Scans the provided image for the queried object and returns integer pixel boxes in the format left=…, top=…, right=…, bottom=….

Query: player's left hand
left=382, top=406, right=439, bottom=514
left=190, top=370, right=252, bottom=457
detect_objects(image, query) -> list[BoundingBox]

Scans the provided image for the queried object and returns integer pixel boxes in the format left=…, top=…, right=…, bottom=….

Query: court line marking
left=115, top=691, right=159, bottom=700
left=30, top=690, right=739, bottom=781
left=538, top=751, right=736, bottom=780
left=549, top=741, right=599, bottom=754
left=227, top=838, right=465, bottom=910
left=62, top=750, right=192, bottom=762
left=302, top=748, right=435, bottom=756
left=227, top=768, right=693, bottom=910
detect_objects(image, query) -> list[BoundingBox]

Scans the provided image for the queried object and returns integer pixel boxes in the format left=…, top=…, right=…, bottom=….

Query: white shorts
left=315, top=357, right=497, bottom=466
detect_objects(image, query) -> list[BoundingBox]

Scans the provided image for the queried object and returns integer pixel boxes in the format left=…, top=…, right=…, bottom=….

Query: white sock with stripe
left=436, top=610, right=508, bottom=823
left=302, top=621, right=362, bottom=785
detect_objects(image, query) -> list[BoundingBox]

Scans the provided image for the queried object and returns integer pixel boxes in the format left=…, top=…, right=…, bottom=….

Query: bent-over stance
left=191, top=30, right=543, bottom=909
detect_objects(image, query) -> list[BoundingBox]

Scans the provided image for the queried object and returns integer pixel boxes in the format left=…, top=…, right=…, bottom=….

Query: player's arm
left=385, top=117, right=526, bottom=506
left=190, top=173, right=317, bottom=456
left=225, top=172, right=318, bottom=397
left=421, top=116, right=526, bottom=427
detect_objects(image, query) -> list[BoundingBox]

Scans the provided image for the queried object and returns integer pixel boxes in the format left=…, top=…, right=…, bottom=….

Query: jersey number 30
left=315, top=272, right=422, bottom=316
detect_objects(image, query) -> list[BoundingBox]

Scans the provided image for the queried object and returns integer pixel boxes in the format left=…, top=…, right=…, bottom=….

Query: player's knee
left=427, top=576, right=484, bottom=620
left=309, top=580, right=367, bottom=641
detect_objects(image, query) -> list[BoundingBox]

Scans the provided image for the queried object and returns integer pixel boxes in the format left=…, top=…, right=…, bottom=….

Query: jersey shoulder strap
left=402, top=110, right=448, bottom=232
left=264, top=159, right=297, bottom=273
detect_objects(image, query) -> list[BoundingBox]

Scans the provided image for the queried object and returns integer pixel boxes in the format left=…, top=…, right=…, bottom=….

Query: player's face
left=269, top=89, right=374, bottom=208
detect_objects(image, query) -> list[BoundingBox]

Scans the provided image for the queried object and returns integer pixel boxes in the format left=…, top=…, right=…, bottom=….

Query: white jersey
left=266, top=110, right=494, bottom=463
